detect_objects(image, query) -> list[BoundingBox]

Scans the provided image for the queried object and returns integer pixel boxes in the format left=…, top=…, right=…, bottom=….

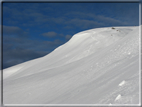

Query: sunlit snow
left=3, top=26, right=140, bottom=105
left=118, top=80, right=126, bottom=87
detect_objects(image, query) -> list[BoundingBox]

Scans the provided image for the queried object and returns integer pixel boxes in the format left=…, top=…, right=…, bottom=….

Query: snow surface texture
left=3, top=26, right=140, bottom=105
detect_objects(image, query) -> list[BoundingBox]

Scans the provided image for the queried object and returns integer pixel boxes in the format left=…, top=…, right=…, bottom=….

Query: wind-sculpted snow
left=3, top=26, right=140, bottom=105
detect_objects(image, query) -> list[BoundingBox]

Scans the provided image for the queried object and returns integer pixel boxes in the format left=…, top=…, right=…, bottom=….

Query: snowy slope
left=3, top=26, right=140, bottom=105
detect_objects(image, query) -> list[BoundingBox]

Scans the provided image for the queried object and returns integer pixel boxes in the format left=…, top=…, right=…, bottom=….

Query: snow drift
left=3, top=26, right=140, bottom=105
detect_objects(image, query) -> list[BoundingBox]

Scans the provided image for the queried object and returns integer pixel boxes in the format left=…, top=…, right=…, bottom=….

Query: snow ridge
left=3, top=26, right=140, bottom=105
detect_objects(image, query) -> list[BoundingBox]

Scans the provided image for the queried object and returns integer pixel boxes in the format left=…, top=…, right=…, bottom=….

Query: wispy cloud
left=42, top=32, right=57, bottom=38
left=3, top=3, right=138, bottom=30
left=3, top=25, right=28, bottom=37
left=64, top=12, right=129, bottom=27
left=65, top=35, right=72, bottom=40
left=96, top=15, right=128, bottom=25
left=66, top=18, right=104, bottom=29
left=43, top=39, right=64, bottom=47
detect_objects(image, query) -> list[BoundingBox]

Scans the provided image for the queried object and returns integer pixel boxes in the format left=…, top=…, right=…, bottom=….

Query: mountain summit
left=3, top=26, right=140, bottom=104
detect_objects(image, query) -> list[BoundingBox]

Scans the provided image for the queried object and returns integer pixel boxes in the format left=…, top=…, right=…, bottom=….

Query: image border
left=1, top=0, right=141, bottom=107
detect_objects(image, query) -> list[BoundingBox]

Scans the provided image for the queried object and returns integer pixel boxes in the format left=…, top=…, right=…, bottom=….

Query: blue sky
left=2, top=2, right=139, bottom=69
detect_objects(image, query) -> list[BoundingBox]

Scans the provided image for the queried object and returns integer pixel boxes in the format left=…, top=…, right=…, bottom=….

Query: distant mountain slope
left=3, top=26, right=140, bottom=105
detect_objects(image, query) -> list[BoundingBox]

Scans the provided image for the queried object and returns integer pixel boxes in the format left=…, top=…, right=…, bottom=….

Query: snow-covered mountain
left=3, top=26, right=140, bottom=105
